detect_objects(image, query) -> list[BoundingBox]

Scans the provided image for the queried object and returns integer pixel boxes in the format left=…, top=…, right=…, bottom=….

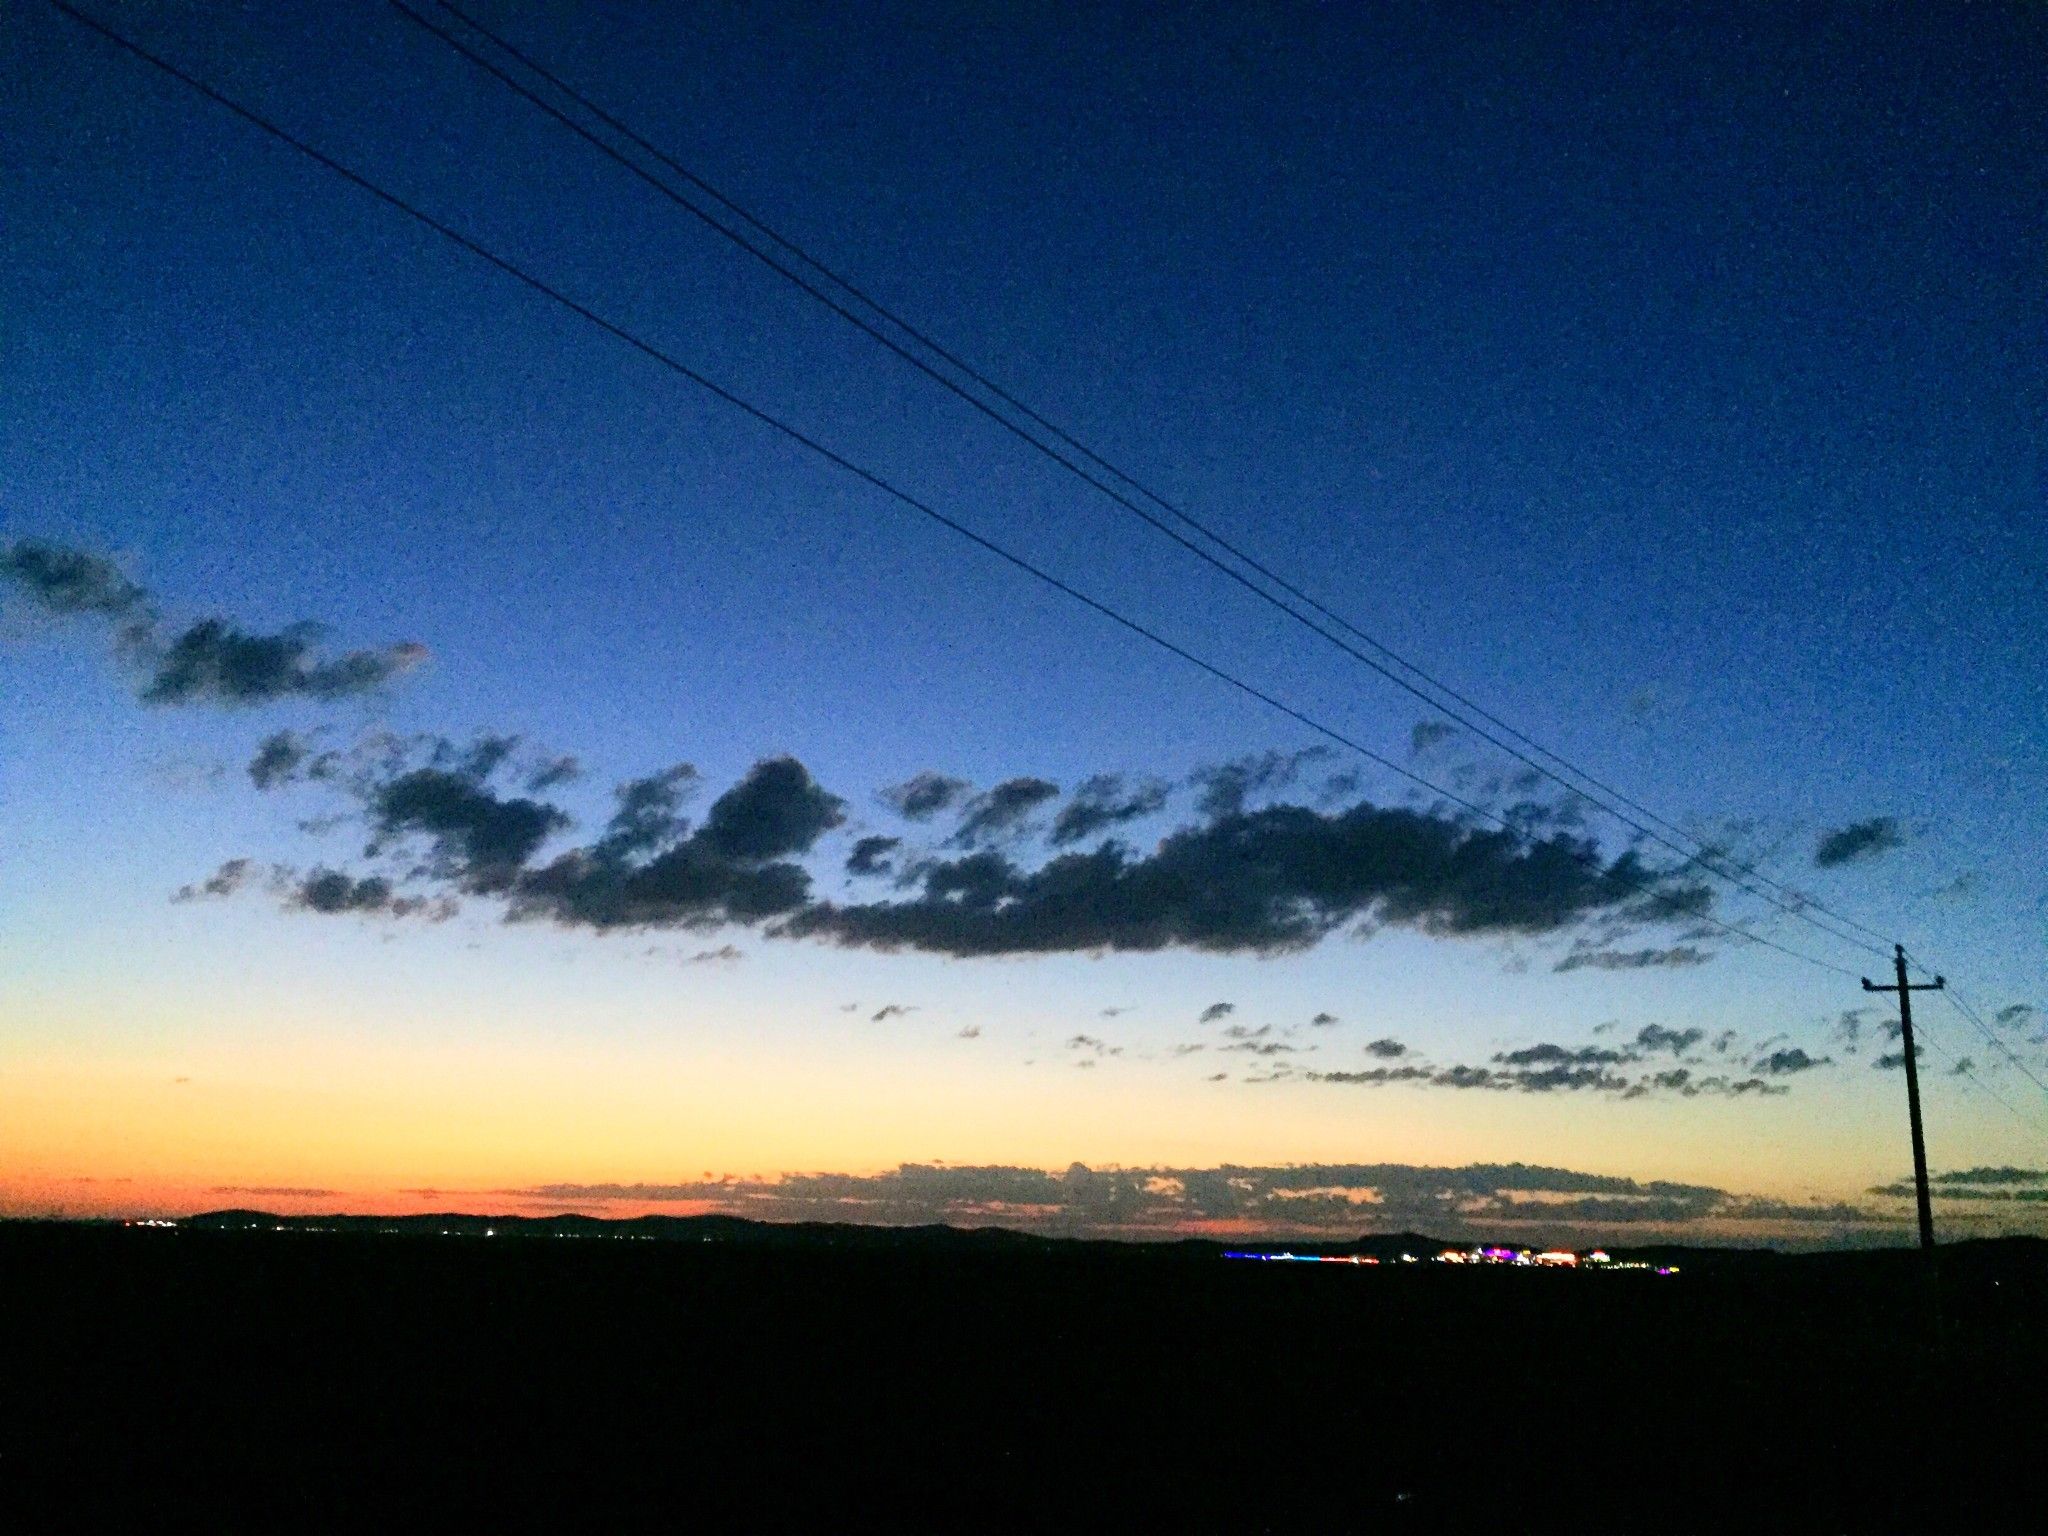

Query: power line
left=1940, top=982, right=2048, bottom=1105
left=1905, top=1015, right=2037, bottom=1133
left=1862, top=964, right=2048, bottom=1139
left=45, top=0, right=1865, bottom=985
left=414, top=0, right=2048, bottom=1158
left=396, top=0, right=1903, bottom=969
left=1892, top=948, right=2046, bottom=1112
left=1884, top=942, right=2048, bottom=1107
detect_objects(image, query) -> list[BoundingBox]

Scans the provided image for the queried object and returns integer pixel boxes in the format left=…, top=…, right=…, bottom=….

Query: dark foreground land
left=4, top=1221, right=2044, bottom=1532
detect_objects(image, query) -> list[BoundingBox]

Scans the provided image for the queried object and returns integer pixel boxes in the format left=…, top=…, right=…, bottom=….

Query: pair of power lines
left=43, top=2, right=2042, bottom=1146
left=398, top=0, right=2048, bottom=1143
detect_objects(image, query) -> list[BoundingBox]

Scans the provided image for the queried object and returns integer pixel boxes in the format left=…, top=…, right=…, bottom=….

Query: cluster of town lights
left=1223, top=1246, right=1677, bottom=1275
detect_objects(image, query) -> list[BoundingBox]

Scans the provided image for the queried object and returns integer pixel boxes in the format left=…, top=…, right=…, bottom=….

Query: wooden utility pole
left=1862, top=945, right=1945, bottom=1252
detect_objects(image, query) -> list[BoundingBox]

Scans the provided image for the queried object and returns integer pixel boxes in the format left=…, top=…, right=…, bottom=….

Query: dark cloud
left=1873, top=1047, right=1923, bottom=1070
left=265, top=746, right=1718, bottom=966
left=372, top=768, right=570, bottom=890
left=1365, top=1037, right=1407, bottom=1059
left=1315, top=768, right=1363, bottom=805
left=2, top=539, right=148, bottom=616
left=1315, top=1065, right=1435, bottom=1086
left=1930, top=1166, right=2048, bottom=1186
left=957, top=1026, right=981, bottom=1039
left=1050, top=774, right=1170, bottom=846
left=1553, top=944, right=1710, bottom=973
left=1448, top=1027, right=1711, bottom=1072
left=1870, top=1184, right=2048, bottom=1203
left=1994, top=1003, right=2037, bottom=1029
left=1409, top=720, right=1457, bottom=756
left=1494, top=1043, right=1631, bottom=1068
left=700, top=757, right=846, bottom=860
left=1634, top=1024, right=1704, bottom=1057
left=950, top=777, right=1060, bottom=847
left=248, top=731, right=310, bottom=791
left=882, top=772, right=971, bottom=821
left=245, top=730, right=350, bottom=792
left=1814, top=817, right=1906, bottom=869
left=871, top=1004, right=917, bottom=1022
left=473, top=759, right=836, bottom=933
left=525, top=755, right=583, bottom=792
left=172, top=858, right=255, bottom=902
left=1066, top=1033, right=1121, bottom=1057
left=456, top=735, right=521, bottom=782
left=1308, top=1048, right=1785, bottom=1099
left=295, top=868, right=394, bottom=914
left=1189, top=748, right=1331, bottom=819
left=1948, top=1057, right=1975, bottom=1076
left=1199, top=1003, right=1236, bottom=1023
left=1311, top=1012, right=1340, bottom=1027
left=1757, top=1048, right=1831, bottom=1076
left=140, top=619, right=427, bottom=706
left=785, top=799, right=1709, bottom=959
left=685, top=944, right=743, bottom=965
left=1871, top=1168, right=2048, bottom=1202
left=596, top=766, right=698, bottom=861
left=289, top=867, right=455, bottom=920
left=846, top=835, right=901, bottom=877
left=5, top=538, right=427, bottom=709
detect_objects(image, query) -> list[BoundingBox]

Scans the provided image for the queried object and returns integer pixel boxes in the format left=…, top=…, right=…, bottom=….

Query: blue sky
left=2, top=1, right=2042, bottom=1239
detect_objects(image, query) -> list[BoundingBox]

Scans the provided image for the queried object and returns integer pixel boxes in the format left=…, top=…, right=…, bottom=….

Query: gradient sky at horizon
left=3, top=0, right=2043, bottom=1242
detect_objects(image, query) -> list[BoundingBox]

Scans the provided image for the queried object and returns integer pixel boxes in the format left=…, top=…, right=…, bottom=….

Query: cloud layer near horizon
left=486, top=1159, right=1905, bottom=1243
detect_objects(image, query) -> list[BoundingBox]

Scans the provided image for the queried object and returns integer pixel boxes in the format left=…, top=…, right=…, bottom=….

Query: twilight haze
left=3, top=0, right=2043, bottom=1247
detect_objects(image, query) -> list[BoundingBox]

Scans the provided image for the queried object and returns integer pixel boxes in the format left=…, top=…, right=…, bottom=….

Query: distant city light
left=1223, top=1245, right=1676, bottom=1274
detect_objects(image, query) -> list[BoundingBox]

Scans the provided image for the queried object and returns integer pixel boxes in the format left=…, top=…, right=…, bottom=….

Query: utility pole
left=1862, top=944, right=1945, bottom=1253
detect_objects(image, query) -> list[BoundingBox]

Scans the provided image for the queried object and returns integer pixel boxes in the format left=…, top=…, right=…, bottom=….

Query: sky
left=3, top=0, right=2044, bottom=1246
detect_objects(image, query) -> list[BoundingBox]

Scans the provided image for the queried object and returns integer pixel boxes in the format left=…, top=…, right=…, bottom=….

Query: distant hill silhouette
left=182, top=1208, right=1173, bottom=1256
left=181, top=1209, right=1472, bottom=1258
left=167, top=1209, right=2048, bottom=1275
